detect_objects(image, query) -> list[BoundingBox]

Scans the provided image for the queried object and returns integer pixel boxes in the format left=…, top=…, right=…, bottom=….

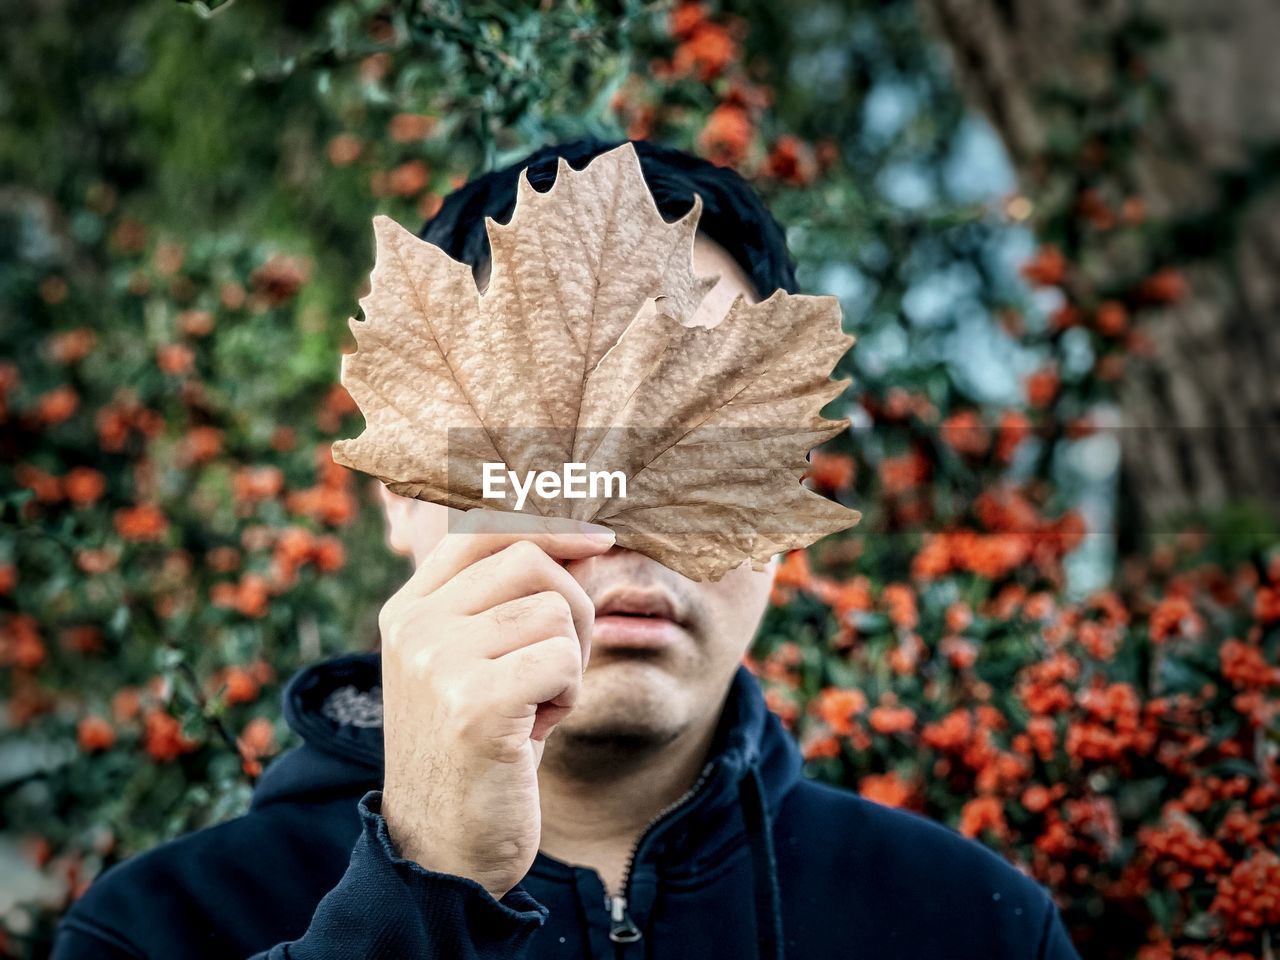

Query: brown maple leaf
left=331, top=142, right=859, bottom=581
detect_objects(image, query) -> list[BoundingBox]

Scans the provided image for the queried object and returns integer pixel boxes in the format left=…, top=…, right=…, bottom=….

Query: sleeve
left=1036, top=896, right=1082, bottom=960
left=52, top=790, right=549, bottom=960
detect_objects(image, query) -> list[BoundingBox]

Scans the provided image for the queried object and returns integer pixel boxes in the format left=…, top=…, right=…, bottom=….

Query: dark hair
left=418, top=137, right=798, bottom=298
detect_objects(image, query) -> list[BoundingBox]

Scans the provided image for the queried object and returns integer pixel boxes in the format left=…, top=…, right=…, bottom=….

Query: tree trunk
left=920, top=0, right=1280, bottom=525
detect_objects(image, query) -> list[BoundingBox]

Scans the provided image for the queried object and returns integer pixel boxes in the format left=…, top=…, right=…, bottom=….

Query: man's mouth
left=591, top=589, right=686, bottom=650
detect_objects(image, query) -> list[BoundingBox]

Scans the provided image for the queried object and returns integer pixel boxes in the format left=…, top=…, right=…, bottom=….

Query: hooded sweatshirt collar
left=261, top=652, right=802, bottom=815
left=257, top=651, right=802, bottom=960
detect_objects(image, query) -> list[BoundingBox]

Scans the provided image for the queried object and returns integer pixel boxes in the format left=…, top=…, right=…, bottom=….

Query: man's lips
left=594, top=588, right=680, bottom=621
left=591, top=589, right=686, bottom=650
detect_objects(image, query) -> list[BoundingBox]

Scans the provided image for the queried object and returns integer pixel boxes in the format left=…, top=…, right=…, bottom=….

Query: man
left=54, top=138, right=1081, bottom=959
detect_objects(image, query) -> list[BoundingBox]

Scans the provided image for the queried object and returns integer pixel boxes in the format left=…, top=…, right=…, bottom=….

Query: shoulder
left=58, top=818, right=249, bottom=958
left=781, top=776, right=1042, bottom=892
left=59, top=793, right=360, bottom=959
left=776, top=778, right=1060, bottom=955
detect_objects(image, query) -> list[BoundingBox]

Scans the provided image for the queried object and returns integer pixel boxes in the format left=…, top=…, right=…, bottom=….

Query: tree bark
left=920, top=0, right=1280, bottom=525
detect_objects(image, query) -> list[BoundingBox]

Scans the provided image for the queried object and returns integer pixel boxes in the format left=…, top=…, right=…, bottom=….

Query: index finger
left=407, top=507, right=615, bottom=597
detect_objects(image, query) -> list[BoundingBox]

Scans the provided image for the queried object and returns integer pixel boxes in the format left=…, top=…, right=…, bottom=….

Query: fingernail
left=577, top=521, right=615, bottom=541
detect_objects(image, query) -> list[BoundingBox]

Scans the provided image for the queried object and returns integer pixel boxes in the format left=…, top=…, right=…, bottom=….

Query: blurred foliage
left=1, top=1, right=1276, bottom=958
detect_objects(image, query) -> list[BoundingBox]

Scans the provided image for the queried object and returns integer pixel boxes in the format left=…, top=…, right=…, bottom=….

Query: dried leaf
left=332, top=142, right=859, bottom=580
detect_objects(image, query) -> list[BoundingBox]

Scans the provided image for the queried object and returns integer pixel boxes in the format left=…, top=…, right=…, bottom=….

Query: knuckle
left=410, top=635, right=445, bottom=675
left=507, top=539, right=544, bottom=564
left=513, top=643, right=556, bottom=683
left=482, top=728, right=530, bottom=766
left=378, top=600, right=403, bottom=646
left=421, top=535, right=454, bottom=570
left=488, top=600, right=526, bottom=635
left=522, top=542, right=559, bottom=571
left=454, top=704, right=487, bottom=743
left=447, top=556, right=485, bottom=593
left=387, top=604, right=456, bottom=668
left=532, top=590, right=574, bottom=629
left=439, top=670, right=482, bottom=725
left=548, top=632, right=582, bottom=670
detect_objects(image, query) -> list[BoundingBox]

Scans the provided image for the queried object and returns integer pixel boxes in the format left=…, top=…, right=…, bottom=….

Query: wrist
left=380, top=785, right=426, bottom=857
left=381, top=787, right=497, bottom=893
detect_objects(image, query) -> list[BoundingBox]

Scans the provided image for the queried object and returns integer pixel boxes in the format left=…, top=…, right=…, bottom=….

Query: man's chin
left=580, top=651, right=685, bottom=711
left=544, top=665, right=687, bottom=769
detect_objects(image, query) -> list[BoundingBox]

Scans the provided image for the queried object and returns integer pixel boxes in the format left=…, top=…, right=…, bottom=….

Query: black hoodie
left=54, top=652, right=1082, bottom=959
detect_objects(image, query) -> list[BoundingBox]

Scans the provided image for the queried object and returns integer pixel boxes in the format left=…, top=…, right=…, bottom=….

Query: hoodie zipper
left=605, top=758, right=718, bottom=945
